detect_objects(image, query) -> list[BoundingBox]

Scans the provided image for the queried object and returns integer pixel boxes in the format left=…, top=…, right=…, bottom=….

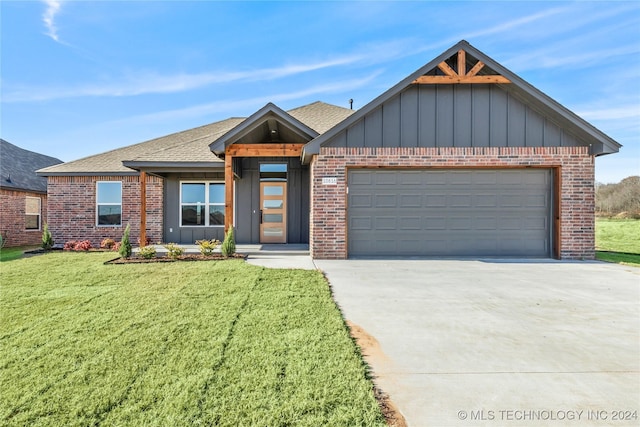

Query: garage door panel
left=348, top=169, right=552, bottom=257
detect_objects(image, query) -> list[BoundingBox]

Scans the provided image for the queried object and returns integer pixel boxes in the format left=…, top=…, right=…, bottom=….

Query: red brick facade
left=46, top=175, right=163, bottom=247
left=0, top=189, right=48, bottom=247
left=310, top=146, right=594, bottom=260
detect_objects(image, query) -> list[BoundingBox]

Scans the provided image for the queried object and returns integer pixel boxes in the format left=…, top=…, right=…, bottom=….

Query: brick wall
left=310, top=146, right=594, bottom=260
left=0, top=188, right=48, bottom=247
left=46, top=175, right=164, bottom=247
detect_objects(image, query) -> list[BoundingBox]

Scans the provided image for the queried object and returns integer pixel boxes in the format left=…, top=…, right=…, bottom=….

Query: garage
left=347, top=169, right=553, bottom=257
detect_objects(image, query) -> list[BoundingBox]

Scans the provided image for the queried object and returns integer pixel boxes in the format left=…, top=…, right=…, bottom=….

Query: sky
left=1, top=1, right=639, bottom=184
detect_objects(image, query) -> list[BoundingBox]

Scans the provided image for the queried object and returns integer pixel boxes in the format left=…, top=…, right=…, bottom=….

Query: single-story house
left=1, top=139, right=63, bottom=247
left=38, top=41, right=620, bottom=259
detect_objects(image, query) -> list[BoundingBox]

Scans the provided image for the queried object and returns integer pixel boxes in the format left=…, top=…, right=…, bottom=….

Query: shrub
left=196, top=239, right=220, bottom=256
left=119, top=224, right=132, bottom=258
left=164, top=243, right=184, bottom=259
left=137, top=245, right=157, bottom=259
left=0, top=233, right=6, bottom=249
left=100, top=238, right=116, bottom=250
left=221, top=227, right=236, bottom=257
left=41, top=224, right=54, bottom=250
left=74, top=240, right=92, bottom=251
left=64, top=240, right=92, bottom=251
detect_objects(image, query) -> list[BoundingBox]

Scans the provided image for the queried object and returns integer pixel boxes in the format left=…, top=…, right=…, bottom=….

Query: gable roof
left=39, top=101, right=353, bottom=175
left=302, top=40, right=621, bottom=162
left=0, top=139, right=62, bottom=192
left=209, top=103, right=320, bottom=156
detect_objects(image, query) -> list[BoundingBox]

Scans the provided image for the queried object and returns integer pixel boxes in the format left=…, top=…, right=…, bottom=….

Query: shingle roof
left=38, top=101, right=353, bottom=175
left=0, top=139, right=62, bottom=192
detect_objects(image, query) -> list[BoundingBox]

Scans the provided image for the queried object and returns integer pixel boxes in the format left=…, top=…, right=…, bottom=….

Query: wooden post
left=139, top=171, right=147, bottom=247
left=224, top=155, right=233, bottom=233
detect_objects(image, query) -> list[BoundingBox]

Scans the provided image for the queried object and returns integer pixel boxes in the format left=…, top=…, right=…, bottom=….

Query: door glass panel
left=260, top=164, right=287, bottom=181
left=263, top=227, right=283, bottom=236
left=263, top=214, right=283, bottom=223
left=263, top=200, right=283, bottom=209
left=263, top=186, right=283, bottom=196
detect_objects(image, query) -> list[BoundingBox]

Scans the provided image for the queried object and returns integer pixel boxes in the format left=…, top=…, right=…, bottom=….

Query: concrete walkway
left=315, top=259, right=640, bottom=427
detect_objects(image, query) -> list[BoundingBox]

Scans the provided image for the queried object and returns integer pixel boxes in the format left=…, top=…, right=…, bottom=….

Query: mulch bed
left=105, top=253, right=246, bottom=264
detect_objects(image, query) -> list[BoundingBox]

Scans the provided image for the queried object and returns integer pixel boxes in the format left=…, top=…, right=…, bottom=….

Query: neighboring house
left=38, top=41, right=620, bottom=259
left=0, top=139, right=63, bottom=247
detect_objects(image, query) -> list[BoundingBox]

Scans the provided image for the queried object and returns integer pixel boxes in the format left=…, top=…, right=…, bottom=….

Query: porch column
left=224, top=154, right=233, bottom=233
left=139, top=171, right=147, bottom=247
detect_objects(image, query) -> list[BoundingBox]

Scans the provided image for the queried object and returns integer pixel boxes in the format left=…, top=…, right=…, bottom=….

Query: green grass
left=0, top=246, right=37, bottom=262
left=595, top=218, right=640, bottom=266
left=0, top=252, right=385, bottom=426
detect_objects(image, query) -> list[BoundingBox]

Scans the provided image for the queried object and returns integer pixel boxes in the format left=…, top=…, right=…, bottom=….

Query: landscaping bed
left=105, top=253, right=246, bottom=264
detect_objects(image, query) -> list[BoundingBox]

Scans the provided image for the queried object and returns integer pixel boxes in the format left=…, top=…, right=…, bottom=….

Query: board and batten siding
left=234, top=157, right=310, bottom=244
left=324, top=84, right=581, bottom=149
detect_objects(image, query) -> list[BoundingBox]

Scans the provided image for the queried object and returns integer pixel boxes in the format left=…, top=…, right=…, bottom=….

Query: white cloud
left=42, top=0, right=63, bottom=42
left=107, top=72, right=382, bottom=125
left=2, top=54, right=366, bottom=102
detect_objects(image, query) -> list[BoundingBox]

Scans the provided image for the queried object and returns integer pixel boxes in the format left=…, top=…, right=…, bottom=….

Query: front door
left=260, top=182, right=287, bottom=243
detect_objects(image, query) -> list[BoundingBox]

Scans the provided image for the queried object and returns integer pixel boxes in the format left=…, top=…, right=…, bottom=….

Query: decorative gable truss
left=413, top=49, right=511, bottom=84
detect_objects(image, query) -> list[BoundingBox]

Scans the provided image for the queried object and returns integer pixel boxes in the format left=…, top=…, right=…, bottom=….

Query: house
left=38, top=41, right=620, bottom=259
left=1, top=139, right=63, bottom=247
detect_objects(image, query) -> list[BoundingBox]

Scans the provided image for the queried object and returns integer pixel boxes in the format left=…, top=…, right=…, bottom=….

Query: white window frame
left=25, top=196, right=41, bottom=231
left=179, top=181, right=225, bottom=227
left=96, top=181, right=122, bottom=227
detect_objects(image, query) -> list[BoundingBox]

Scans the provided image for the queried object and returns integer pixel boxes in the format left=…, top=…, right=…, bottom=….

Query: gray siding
left=163, top=172, right=226, bottom=244
left=325, top=85, right=583, bottom=149
left=235, top=157, right=309, bottom=244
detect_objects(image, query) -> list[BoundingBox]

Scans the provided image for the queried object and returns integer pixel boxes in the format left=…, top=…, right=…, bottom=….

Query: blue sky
left=1, top=1, right=638, bottom=183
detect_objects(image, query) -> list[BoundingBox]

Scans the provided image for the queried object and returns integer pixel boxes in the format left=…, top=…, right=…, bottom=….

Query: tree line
left=595, top=176, right=640, bottom=218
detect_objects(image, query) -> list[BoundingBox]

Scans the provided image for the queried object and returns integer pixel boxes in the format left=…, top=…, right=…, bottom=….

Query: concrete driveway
left=315, top=259, right=640, bottom=427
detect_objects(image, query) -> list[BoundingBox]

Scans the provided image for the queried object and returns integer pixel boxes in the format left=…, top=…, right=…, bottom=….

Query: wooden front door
left=260, top=182, right=287, bottom=243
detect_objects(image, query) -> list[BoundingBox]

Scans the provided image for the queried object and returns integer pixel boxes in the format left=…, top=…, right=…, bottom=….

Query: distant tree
left=596, top=176, right=640, bottom=217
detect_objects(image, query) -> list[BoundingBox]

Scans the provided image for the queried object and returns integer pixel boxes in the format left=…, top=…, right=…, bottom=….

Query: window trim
left=179, top=181, right=225, bottom=227
left=25, top=196, right=41, bottom=231
left=96, top=181, right=123, bottom=227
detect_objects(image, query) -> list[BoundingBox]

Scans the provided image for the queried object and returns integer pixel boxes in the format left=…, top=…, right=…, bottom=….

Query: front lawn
left=0, top=252, right=385, bottom=426
left=595, top=218, right=640, bottom=266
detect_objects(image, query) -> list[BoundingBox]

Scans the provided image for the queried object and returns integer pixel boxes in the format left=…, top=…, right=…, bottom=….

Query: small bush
left=0, top=233, right=6, bottom=249
left=100, top=238, right=116, bottom=250
left=119, top=224, right=132, bottom=258
left=221, top=227, right=236, bottom=257
left=42, top=224, right=54, bottom=250
left=137, top=245, right=157, bottom=259
left=164, top=243, right=185, bottom=259
left=196, top=239, right=220, bottom=256
left=64, top=240, right=92, bottom=251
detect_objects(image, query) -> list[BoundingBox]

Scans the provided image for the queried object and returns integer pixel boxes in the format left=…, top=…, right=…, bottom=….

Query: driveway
left=315, top=259, right=640, bottom=427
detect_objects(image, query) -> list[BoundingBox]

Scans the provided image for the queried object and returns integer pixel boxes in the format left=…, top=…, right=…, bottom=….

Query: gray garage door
left=348, top=169, right=552, bottom=257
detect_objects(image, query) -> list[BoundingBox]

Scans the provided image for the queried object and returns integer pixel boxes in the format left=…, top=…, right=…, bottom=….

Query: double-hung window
left=181, top=182, right=224, bottom=226
left=25, top=197, right=41, bottom=230
left=96, top=181, right=122, bottom=226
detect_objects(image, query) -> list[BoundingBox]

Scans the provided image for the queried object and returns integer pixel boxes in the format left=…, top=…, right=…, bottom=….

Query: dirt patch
left=346, top=321, right=408, bottom=427
left=105, top=253, right=246, bottom=264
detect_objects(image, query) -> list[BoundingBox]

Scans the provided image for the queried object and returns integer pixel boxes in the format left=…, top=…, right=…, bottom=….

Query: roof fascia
left=36, top=171, right=140, bottom=177
left=122, top=161, right=224, bottom=172
left=210, top=103, right=319, bottom=156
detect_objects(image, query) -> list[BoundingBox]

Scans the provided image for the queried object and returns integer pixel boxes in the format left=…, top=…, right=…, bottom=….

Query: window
left=25, top=197, right=41, bottom=230
left=96, top=181, right=122, bottom=226
left=180, top=182, right=224, bottom=226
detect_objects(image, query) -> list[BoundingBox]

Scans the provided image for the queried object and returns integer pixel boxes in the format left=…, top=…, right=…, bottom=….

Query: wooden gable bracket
left=413, top=49, right=511, bottom=84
